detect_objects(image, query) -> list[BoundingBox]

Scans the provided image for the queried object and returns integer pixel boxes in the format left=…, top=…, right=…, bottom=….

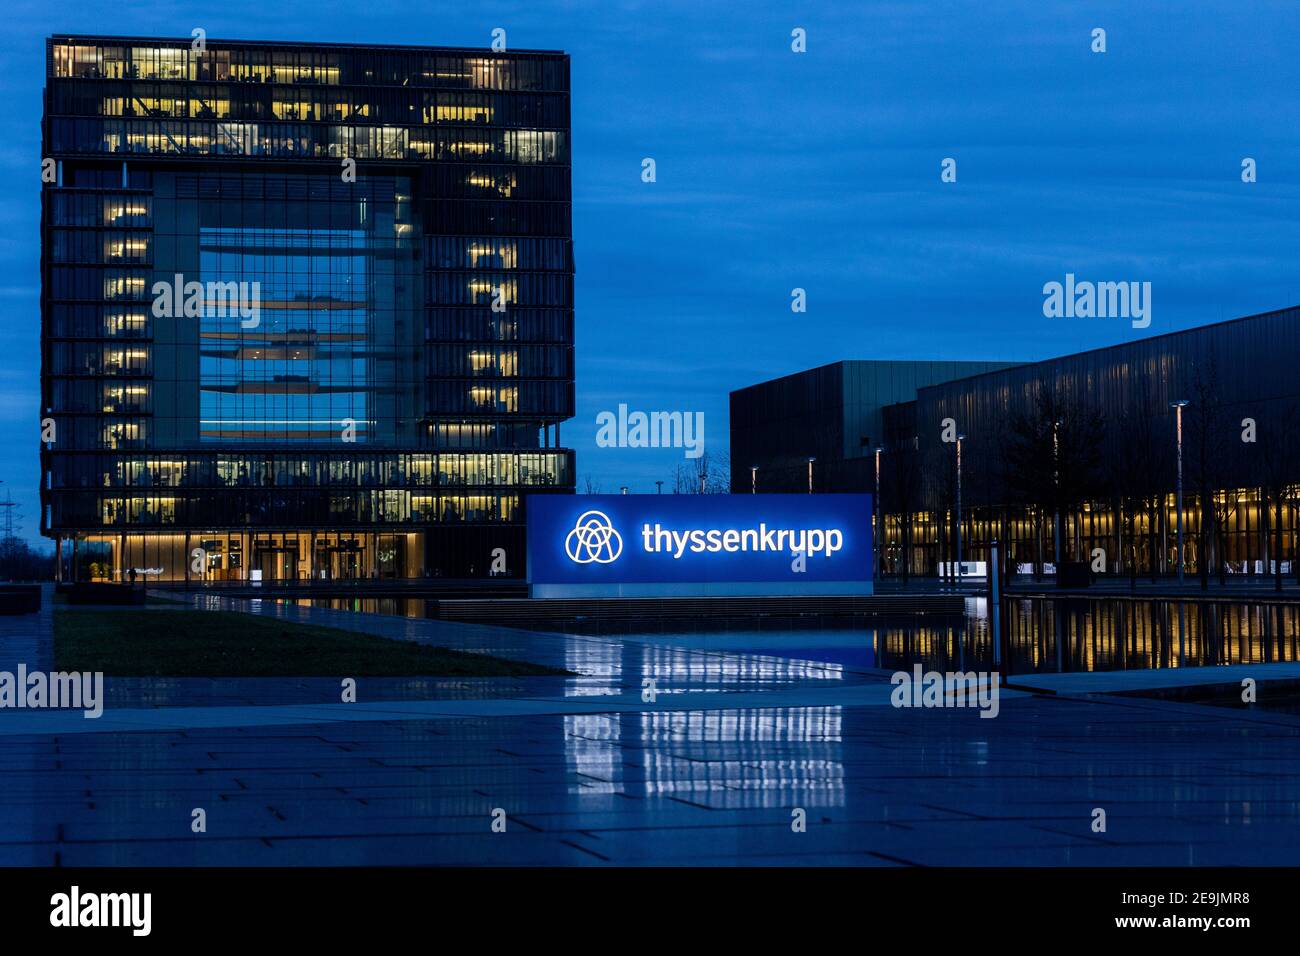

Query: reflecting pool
left=281, top=595, right=1300, bottom=675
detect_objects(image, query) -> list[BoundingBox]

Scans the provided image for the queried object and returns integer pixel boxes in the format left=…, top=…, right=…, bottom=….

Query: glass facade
left=188, top=174, right=419, bottom=444
left=41, top=36, right=575, bottom=581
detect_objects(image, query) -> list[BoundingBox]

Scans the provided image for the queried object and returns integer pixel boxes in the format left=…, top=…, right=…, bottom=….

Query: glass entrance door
left=314, top=535, right=365, bottom=580
left=252, top=534, right=302, bottom=581
left=254, top=547, right=297, bottom=581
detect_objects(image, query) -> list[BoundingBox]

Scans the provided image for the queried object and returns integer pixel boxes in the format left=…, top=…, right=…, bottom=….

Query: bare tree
left=705, top=451, right=731, bottom=494
left=0, top=538, right=53, bottom=581
left=670, top=450, right=730, bottom=494
left=671, top=462, right=693, bottom=494
left=926, top=439, right=958, bottom=580
left=1113, top=398, right=1165, bottom=588
left=962, top=418, right=1009, bottom=576
left=1253, top=404, right=1300, bottom=592
left=1001, top=383, right=1106, bottom=575
left=1185, top=360, right=1234, bottom=589
left=882, top=438, right=922, bottom=583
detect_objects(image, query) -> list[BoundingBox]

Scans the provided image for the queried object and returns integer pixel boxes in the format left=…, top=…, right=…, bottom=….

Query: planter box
left=60, top=582, right=146, bottom=606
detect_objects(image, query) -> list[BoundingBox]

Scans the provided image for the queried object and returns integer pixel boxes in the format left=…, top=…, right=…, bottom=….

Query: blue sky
left=2, top=1, right=1299, bottom=544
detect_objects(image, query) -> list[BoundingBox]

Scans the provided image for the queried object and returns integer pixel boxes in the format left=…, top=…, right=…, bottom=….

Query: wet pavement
left=3, top=588, right=1300, bottom=866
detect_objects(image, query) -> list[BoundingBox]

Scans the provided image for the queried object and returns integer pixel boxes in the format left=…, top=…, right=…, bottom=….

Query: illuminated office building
left=732, top=307, right=1300, bottom=579
left=41, top=36, right=574, bottom=581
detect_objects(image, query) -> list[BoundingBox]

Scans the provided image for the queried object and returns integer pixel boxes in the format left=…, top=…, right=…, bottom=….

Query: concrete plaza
left=2, top=590, right=1299, bottom=866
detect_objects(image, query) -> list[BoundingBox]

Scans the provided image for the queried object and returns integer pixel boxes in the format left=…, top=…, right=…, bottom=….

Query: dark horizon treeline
left=0, top=537, right=55, bottom=581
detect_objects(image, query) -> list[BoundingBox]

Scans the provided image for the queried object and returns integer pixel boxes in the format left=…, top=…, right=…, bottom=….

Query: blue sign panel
left=527, top=494, right=873, bottom=597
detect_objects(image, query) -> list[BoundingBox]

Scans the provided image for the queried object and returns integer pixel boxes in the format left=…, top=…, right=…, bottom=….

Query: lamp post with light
left=1170, top=399, right=1189, bottom=585
left=1052, top=419, right=1062, bottom=565
left=955, top=434, right=966, bottom=581
left=873, top=446, right=883, bottom=578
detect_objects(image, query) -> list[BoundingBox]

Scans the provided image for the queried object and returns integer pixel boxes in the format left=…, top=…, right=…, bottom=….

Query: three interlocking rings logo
left=565, top=510, right=623, bottom=564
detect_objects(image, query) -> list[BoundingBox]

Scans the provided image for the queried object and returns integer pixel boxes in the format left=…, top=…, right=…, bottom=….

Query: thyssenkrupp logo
left=565, top=510, right=623, bottom=564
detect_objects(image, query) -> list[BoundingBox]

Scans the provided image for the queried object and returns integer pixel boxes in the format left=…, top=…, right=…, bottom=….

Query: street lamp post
left=807, top=457, right=815, bottom=494
left=955, top=435, right=966, bottom=581
left=1170, top=400, right=1189, bottom=585
left=873, top=446, right=883, bottom=578
left=750, top=466, right=757, bottom=494
left=655, top=480, right=663, bottom=495
left=1052, top=419, right=1062, bottom=566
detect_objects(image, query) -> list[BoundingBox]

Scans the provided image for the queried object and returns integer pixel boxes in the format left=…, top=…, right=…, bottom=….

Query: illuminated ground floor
left=54, top=526, right=526, bottom=582
left=880, top=487, right=1300, bottom=579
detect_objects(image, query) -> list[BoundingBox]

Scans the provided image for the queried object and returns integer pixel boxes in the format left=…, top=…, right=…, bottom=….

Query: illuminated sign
left=527, top=494, right=872, bottom=597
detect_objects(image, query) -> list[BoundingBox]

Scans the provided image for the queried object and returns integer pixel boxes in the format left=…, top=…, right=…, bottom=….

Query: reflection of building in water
left=564, top=707, right=845, bottom=808
left=636, top=708, right=845, bottom=808
left=632, top=643, right=844, bottom=689
left=563, top=639, right=845, bottom=697
left=876, top=614, right=998, bottom=675
left=563, top=713, right=623, bottom=794
left=289, top=596, right=423, bottom=618
left=876, top=600, right=1300, bottom=673
left=563, top=637, right=624, bottom=697
left=1010, top=599, right=1300, bottom=672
